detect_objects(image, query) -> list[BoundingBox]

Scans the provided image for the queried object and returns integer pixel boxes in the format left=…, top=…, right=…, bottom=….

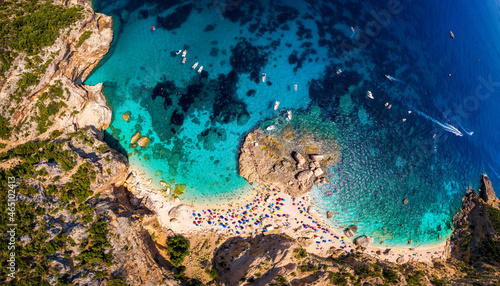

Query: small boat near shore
left=192, top=62, right=198, bottom=69
left=367, top=91, right=374, bottom=99
left=182, top=50, right=187, bottom=57
left=266, top=125, right=276, bottom=131
left=274, top=101, right=280, bottom=110
left=287, top=110, right=292, bottom=121
left=262, top=73, right=266, bottom=82
left=198, top=66, right=203, bottom=73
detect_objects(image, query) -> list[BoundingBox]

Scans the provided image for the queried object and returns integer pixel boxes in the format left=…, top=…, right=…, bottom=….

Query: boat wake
left=456, top=121, right=474, bottom=136
left=385, top=75, right=404, bottom=83
left=410, top=107, right=463, bottom=136
left=487, top=162, right=500, bottom=178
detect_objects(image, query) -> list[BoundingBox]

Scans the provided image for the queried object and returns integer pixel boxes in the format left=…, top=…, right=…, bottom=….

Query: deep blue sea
left=86, top=0, right=500, bottom=247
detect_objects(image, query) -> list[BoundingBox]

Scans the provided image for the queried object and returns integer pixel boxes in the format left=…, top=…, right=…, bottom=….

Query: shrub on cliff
left=167, top=236, right=190, bottom=266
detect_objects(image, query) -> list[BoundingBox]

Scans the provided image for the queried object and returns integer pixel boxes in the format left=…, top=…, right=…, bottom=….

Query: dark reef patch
left=211, top=70, right=249, bottom=125
left=138, top=9, right=149, bottom=19
left=152, top=79, right=176, bottom=107
left=156, top=4, right=194, bottom=31
left=204, top=24, right=215, bottom=32
left=230, top=40, right=268, bottom=83
left=210, top=47, right=219, bottom=57
left=309, top=65, right=362, bottom=109
left=275, top=5, right=299, bottom=24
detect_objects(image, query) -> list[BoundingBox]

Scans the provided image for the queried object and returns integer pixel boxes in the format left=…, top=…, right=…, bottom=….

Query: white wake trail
left=410, top=108, right=463, bottom=137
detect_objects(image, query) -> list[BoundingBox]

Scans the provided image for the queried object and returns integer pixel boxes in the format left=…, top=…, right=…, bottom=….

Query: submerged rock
left=137, top=136, right=150, bottom=148
left=131, top=132, right=141, bottom=144
left=122, top=111, right=131, bottom=122
left=327, top=211, right=333, bottom=219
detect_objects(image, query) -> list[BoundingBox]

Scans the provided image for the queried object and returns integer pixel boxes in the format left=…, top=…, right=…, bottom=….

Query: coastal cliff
left=2, top=1, right=500, bottom=285
left=0, top=0, right=113, bottom=147
left=0, top=1, right=179, bottom=285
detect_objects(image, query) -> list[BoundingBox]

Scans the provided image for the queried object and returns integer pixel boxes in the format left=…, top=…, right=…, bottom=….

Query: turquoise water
left=87, top=0, right=500, bottom=247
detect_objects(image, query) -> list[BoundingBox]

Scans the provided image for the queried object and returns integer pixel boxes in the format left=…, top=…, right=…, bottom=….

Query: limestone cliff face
left=0, top=0, right=113, bottom=145
left=451, top=175, right=500, bottom=264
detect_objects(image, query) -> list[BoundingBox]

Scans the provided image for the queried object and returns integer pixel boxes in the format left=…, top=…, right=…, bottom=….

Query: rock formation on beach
left=239, top=127, right=339, bottom=197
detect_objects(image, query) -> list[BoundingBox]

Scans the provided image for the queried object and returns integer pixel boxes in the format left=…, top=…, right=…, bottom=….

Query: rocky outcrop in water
left=239, top=128, right=339, bottom=197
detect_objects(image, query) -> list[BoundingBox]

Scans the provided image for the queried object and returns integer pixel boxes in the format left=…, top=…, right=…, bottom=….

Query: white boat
left=402, top=118, right=406, bottom=122
left=198, top=66, right=203, bottom=73
left=175, top=50, right=182, bottom=55
left=182, top=58, right=186, bottom=64
left=182, top=50, right=187, bottom=57
left=262, top=73, right=266, bottom=82
left=367, top=91, right=374, bottom=99
left=294, top=84, right=297, bottom=91
left=385, top=102, right=389, bottom=107
left=192, top=62, right=198, bottom=69
left=274, top=101, right=280, bottom=110
left=266, top=125, right=276, bottom=131
left=287, top=110, right=292, bottom=121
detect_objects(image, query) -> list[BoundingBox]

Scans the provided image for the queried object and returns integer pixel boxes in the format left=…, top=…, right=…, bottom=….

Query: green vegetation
left=382, top=268, right=400, bottom=283
left=478, top=238, right=500, bottom=263
left=328, top=272, right=348, bottom=286
left=0, top=130, right=116, bottom=284
left=77, top=218, right=113, bottom=267
left=206, top=268, right=219, bottom=280
left=0, top=114, right=11, bottom=139
left=76, top=30, right=92, bottom=47
left=0, top=0, right=83, bottom=77
left=269, top=275, right=288, bottom=286
left=167, top=236, right=190, bottom=267
left=431, top=274, right=446, bottom=286
left=487, top=205, right=500, bottom=235
left=406, top=270, right=425, bottom=286
left=34, top=82, right=67, bottom=134
left=355, top=264, right=381, bottom=279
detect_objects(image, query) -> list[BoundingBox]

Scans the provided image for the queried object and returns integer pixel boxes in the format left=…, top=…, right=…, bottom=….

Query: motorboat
left=175, top=50, right=182, bottom=55
left=367, top=91, right=374, bottom=99
left=198, top=66, right=203, bottom=73
left=182, top=50, right=187, bottom=57
left=182, top=58, right=186, bottom=64
left=262, top=73, right=266, bottom=82
left=287, top=110, right=292, bottom=121
left=192, top=62, right=198, bottom=69
left=274, top=101, right=280, bottom=110
left=266, top=125, right=276, bottom=131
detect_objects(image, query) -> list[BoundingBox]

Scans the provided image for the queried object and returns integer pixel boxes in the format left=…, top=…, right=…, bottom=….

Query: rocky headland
left=239, top=109, right=340, bottom=197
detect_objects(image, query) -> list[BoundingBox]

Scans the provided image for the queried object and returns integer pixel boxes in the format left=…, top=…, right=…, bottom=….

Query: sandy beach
left=128, top=168, right=447, bottom=264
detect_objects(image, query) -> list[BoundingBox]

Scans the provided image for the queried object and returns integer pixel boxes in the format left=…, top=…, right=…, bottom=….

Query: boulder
left=396, top=256, right=405, bottom=263
left=296, top=170, right=313, bottom=183
left=309, top=162, right=316, bottom=169
left=354, top=235, right=373, bottom=247
left=344, top=225, right=358, bottom=238
left=168, top=204, right=186, bottom=218
left=137, top=136, right=150, bottom=147
left=131, top=132, right=141, bottom=144
left=310, top=154, right=325, bottom=161
left=122, top=111, right=131, bottom=122
left=313, top=168, right=324, bottom=177
left=293, top=152, right=306, bottom=168
left=327, top=211, right=333, bottom=219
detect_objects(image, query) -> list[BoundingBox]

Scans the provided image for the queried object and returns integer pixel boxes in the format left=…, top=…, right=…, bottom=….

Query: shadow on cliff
left=103, top=130, right=128, bottom=159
